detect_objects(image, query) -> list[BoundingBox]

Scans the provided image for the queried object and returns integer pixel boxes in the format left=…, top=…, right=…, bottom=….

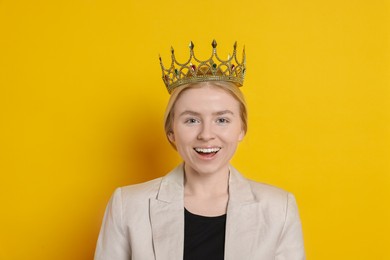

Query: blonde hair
left=164, top=81, right=248, bottom=148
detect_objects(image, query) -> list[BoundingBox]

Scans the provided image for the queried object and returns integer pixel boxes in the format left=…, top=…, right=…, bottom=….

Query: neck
left=183, top=164, right=230, bottom=197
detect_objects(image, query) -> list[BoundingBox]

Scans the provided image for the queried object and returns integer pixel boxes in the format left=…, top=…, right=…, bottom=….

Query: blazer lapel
left=150, top=165, right=184, bottom=260
left=225, top=166, right=258, bottom=260
left=149, top=164, right=260, bottom=260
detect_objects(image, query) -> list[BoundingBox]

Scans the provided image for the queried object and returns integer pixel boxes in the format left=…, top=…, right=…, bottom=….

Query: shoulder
left=110, top=164, right=184, bottom=205
left=229, top=165, right=296, bottom=209
left=229, top=166, right=299, bottom=216
left=116, top=177, right=163, bottom=202
left=245, top=179, right=300, bottom=225
left=246, top=179, right=300, bottom=219
left=230, top=165, right=293, bottom=201
left=105, top=177, right=163, bottom=222
left=248, top=180, right=291, bottom=201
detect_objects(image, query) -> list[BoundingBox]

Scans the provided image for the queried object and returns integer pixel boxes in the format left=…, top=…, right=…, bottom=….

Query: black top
left=183, top=208, right=227, bottom=260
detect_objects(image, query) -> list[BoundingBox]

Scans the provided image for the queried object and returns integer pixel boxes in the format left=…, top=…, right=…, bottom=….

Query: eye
left=216, top=117, right=230, bottom=124
left=184, top=118, right=200, bottom=124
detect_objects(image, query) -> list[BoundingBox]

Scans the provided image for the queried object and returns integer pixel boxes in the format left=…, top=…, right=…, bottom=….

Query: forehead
left=174, top=85, right=240, bottom=113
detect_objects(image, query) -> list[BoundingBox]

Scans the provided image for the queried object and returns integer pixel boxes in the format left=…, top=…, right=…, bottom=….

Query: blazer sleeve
left=94, top=188, right=131, bottom=260
left=275, top=193, right=306, bottom=260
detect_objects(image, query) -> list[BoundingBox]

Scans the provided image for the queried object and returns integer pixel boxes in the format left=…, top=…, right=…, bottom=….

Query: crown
left=159, top=40, right=246, bottom=94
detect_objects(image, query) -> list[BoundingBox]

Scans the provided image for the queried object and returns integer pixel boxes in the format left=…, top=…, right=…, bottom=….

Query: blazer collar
left=228, top=165, right=256, bottom=204
left=149, top=163, right=257, bottom=260
left=225, top=166, right=259, bottom=260
left=155, top=163, right=184, bottom=202
left=155, top=164, right=255, bottom=203
left=149, top=164, right=185, bottom=260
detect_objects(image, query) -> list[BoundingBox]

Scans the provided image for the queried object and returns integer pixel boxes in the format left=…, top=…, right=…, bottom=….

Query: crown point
left=189, top=41, right=194, bottom=50
left=212, top=39, right=217, bottom=48
left=160, top=40, right=246, bottom=93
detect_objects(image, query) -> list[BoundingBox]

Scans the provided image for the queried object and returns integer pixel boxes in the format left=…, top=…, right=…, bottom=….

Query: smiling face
left=168, top=83, right=245, bottom=176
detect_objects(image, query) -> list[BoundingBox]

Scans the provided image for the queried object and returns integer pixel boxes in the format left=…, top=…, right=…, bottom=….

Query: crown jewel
left=159, top=40, right=246, bottom=94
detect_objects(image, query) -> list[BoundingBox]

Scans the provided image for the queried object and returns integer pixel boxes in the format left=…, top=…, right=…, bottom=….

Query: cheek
left=223, top=124, right=244, bottom=141
left=175, top=129, right=193, bottom=144
left=171, top=125, right=190, bottom=144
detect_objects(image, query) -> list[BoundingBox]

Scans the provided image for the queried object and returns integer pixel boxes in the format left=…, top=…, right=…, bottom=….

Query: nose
left=197, top=122, right=215, bottom=141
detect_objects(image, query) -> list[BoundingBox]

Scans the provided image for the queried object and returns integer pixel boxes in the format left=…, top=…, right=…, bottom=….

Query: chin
left=186, top=162, right=229, bottom=176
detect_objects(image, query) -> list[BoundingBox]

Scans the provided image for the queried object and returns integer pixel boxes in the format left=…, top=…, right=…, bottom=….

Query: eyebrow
left=179, top=110, right=234, bottom=117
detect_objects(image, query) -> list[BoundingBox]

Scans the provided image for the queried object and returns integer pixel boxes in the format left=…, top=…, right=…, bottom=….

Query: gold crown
left=159, top=40, right=246, bottom=94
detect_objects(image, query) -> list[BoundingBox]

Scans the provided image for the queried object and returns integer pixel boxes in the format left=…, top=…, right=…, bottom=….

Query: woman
left=94, top=40, right=305, bottom=260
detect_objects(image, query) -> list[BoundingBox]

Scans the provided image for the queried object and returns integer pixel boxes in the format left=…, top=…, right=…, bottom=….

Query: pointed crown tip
left=212, top=39, right=217, bottom=48
left=160, top=40, right=246, bottom=94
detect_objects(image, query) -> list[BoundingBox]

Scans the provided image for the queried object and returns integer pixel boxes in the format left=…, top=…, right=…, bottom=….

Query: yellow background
left=0, top=0, right=389, bottom=259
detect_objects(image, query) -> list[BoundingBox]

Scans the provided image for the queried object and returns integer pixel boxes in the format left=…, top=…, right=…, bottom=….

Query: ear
left=167, top=131, right=175, bottom=143
left=238, top=129, right=245, bottom=142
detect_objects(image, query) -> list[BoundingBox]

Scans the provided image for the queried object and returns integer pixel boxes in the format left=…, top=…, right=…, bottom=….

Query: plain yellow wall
left=0, top=0, right=389, bottom=259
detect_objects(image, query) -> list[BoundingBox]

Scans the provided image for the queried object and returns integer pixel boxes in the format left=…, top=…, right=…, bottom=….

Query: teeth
left=194, top=147, right=221, bottom=153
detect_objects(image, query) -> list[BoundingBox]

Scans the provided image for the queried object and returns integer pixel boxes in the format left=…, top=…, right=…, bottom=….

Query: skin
left=168, top=83, right=245, bottom=216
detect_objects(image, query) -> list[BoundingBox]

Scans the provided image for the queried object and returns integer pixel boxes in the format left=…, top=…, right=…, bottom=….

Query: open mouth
left=193, top=147, right=221, bottom=155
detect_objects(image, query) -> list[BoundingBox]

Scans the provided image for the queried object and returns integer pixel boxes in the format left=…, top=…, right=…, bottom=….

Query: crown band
left=159, top=40, right=246, bottom=94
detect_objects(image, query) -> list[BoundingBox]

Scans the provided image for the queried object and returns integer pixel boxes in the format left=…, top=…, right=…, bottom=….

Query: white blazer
left=94, top=164, right=305, bottom=260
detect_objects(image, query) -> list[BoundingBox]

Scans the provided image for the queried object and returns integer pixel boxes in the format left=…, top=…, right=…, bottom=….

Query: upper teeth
left=194, top=147, right=221, bottom=153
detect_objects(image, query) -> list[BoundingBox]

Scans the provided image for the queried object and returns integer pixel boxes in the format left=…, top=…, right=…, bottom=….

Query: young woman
left=94, top=41, right=305, bottom=260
